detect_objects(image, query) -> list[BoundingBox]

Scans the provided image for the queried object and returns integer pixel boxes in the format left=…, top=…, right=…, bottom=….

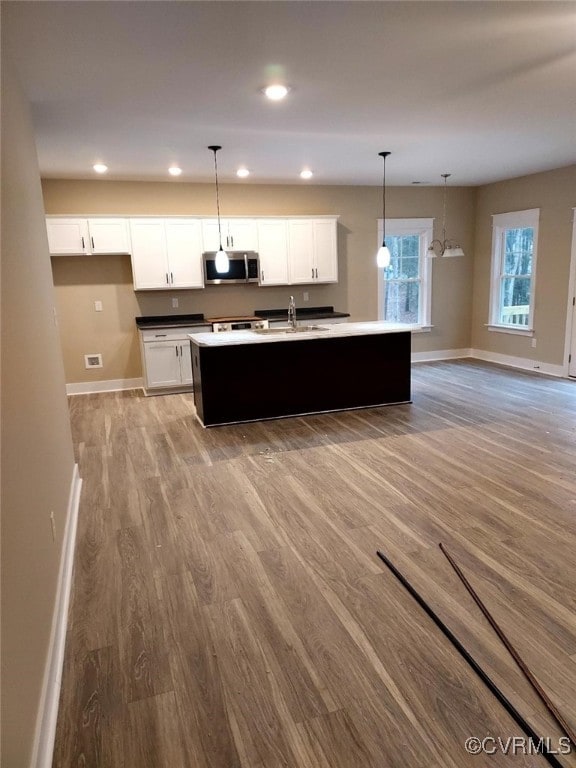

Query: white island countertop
left=188, top=321, right=414, bottom=347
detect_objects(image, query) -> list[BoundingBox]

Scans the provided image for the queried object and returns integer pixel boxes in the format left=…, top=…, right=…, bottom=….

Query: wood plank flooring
left=53, top=360, right=576, bottom=767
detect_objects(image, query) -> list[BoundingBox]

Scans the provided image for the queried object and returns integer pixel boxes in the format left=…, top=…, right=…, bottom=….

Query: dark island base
left=191, top=331, right=411, bottom=427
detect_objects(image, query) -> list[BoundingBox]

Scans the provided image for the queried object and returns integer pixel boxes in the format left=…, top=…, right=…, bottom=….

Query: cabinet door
left=257, top=220, right=289, bottom=285
left=130, top=219, right=170, bottom=290
left=201, top=219, right=222, bottom=252
left=313, top=219, right=338, bottom=283
left=46, top=218, right=90, bottom=255
left=179, top=342, right=193, bottom=385
left=226, top=219, right=258, bottom=250
left=164, top=219, right=204, bottom=288
left=202, top=218, right=258, bottom=251
left=143, top=341, right=182, bottom=388
left=87, top=219, right=131, bottom=254
left=287, top=220, right=315, bottom=284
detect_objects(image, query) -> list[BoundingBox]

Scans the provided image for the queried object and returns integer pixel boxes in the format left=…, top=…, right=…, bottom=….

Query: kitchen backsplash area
left=135, top=280, right=347, bottom=321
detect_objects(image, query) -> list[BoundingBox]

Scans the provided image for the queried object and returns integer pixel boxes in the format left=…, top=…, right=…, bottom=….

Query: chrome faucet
left=288, top=295, right=297, bottom=330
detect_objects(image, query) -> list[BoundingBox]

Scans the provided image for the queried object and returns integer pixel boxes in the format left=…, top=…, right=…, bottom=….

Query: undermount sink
left=253, top=325, right=329, bottom=334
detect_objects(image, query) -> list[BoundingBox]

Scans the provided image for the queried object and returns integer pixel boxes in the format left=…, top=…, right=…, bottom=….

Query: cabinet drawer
left=140, top=325, right=211, bottom=342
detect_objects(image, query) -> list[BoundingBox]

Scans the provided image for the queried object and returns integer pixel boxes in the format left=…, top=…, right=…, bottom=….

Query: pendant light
left=376, top=151, right=391, bottom=268
left=208, top=145, right=229, bottom=274
left=427, top=174, right=465, bottom=257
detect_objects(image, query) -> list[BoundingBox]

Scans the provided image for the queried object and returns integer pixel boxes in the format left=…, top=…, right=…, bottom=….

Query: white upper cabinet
left=164, top=219, right=204, bottom=289
left=87, top=219, right=131, bottom=254
left=257, top=220, right=289, bottom=286
left=130, top=218, right=204, bottom=290
left=202, top=218, right=258, bottom=252
left=130, top=219, right=169, bottom=289
left=46, top=218, right=90, bottom=255
left=287, top=220, right=315, bottom=284
left=312, top=219, right=338, bottom=282
left=287, top=218, right=338, bottom=284
left=46, top=217, right=130, bottom=255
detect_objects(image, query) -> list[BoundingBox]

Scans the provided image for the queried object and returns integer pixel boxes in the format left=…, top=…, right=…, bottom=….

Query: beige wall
left=1, top=61, right=76, bottom=765
left=472, top=164, right=576, bottom=365
left=43, top=179, right=476, bottom=383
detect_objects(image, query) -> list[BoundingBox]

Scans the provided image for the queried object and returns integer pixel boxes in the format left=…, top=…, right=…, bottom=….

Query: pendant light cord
left=441, top=173, right=449, bottom=245
left=379, top=151, right=391, bottom=247
left=211, top=147, right=224, bottom=249
left=382, top=158, right=386, bottom=243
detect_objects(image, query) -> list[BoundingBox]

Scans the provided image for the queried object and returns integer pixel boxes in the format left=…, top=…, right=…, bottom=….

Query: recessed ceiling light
left=300, top=169, right=313, bottom=180
left=236, top=168, right=250, bottom=178
left=263, top=84, right=289, bottom=101
left=93, top=163, right=108, bottom=174
left=169, top=166, right=182, bottom=176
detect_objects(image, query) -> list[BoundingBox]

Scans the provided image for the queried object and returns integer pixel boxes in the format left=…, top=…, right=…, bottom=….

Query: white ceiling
left=3, top=1, right=576, bottom=186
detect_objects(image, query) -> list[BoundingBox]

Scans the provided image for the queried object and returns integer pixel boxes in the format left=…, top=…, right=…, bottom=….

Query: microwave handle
left=244, top=253, right=249, bottom=283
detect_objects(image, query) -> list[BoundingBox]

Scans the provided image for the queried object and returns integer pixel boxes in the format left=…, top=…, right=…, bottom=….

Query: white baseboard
left=470, top=348, right=565, bottom=377
left=66, top=377, right=143, bottom=395
left=412, top=348, right=472, bottom=363
left=30, top=464, right=82, bottom=768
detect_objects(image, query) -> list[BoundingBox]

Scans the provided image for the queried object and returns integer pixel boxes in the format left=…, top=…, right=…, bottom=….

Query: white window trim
left=377, top=218, right=433, bottom=328
left=489, top=208, right=539, bottom=333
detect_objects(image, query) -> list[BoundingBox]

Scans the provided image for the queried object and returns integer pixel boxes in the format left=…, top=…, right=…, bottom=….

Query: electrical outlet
left=303, top=291, right=309, bottom=302
left=172, top=298, right=179, bottom=308
left=94, top=300, right=103, bottom=312
left=531, top=337, right=537, bottom=348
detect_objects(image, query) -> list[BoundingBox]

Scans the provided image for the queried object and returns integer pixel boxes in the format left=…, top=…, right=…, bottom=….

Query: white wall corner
left=66, top=377, right=143, bottom=395
left=30, top=464, right=82, bottom=768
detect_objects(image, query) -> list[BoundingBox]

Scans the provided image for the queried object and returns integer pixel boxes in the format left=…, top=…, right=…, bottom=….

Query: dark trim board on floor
left=191, top=330, right=411, bottom=427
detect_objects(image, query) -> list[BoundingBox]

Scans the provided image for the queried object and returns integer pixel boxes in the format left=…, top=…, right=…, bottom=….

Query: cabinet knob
left=91, top=237, right=95, bottom=250
left=81, top=237, right=85, bottom=250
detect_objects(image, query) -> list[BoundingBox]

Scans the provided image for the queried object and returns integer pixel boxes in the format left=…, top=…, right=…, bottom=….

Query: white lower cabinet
left=140, top=325, right=210, bottom=392
left=144, top=341, right=183, bottom=388
left=130, top=218, right=204, bottom=290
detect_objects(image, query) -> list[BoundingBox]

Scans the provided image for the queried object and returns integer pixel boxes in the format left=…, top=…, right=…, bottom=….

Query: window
left=489, top=209, right=539, bottom=332
left=378, top=218, right=433, bottom=327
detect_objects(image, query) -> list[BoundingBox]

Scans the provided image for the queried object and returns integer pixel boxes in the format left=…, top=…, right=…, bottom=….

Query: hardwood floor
left=53, top=360, right=576, bottom=767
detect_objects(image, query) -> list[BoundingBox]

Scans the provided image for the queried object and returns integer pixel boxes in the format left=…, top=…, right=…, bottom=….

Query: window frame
left=377, top=217, right=433, bottom=329
left=488, top=208, right=539, bottom=335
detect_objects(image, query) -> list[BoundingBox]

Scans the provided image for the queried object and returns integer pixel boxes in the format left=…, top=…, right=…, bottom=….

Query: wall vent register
left=84, top=354, right=103, bottom=369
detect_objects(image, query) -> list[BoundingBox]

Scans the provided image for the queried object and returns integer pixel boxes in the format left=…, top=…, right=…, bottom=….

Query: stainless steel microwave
left=203, top=251, right=260, bottom=284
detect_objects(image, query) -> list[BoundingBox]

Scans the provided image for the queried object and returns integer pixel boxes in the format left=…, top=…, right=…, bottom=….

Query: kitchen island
left=189, top=322, right=412, bottom=427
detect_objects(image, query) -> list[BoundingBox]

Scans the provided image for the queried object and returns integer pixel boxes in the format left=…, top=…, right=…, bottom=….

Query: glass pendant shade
left=215, top=248, right=229, bottom=273
left=377, top=243, right=391, bottom=268
left=443, top=245, right=464, bottom=258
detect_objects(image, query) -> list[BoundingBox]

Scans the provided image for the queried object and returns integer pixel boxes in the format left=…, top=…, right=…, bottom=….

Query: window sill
left=486, top=324, right=534, bottom=337
left=409, top=324, right=433, bottom=333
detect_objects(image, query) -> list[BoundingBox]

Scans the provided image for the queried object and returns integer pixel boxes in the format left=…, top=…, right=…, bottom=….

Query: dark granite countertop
left=136, top=313, right=209, bottom=329
left=254, top=306, right=350, bottom=321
